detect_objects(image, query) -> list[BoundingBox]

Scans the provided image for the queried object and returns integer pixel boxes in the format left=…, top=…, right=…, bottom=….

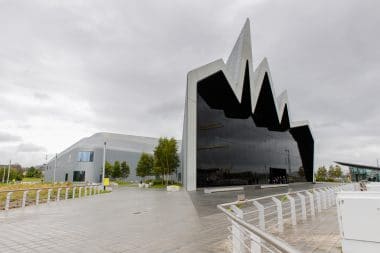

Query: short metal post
left=56, top=188, right=61, bottom=201
left=297, top=193, right=307, bottom=221
left=47, top=189, right=52, bottom=203
left=72, top=187, right=76, bottom=199
left=253, top=200, right=265, bottom=231
left=78, top=187, right=82, bottom=198
left=5, top=192, right=13, bottom=210
left=36, top=189, right=41, bottom=206
left=287, top=194, right=297, bottom=226
left=305, top=191, right=315, bottom=217
left=65, top=188, right=69, bottom=200
left=272, top=197, right=283, bottom=232
left=22, top=190, right=28, bottom=208
left=84, top=187, right=87, bottom=196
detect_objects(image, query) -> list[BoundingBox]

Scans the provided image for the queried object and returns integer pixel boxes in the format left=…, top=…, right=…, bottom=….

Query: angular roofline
left=182, top=19, right=314, bottom=190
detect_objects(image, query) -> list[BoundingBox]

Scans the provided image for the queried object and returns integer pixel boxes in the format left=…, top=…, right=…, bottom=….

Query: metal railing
left=217, top=184, right=356, bottom=253
left=0, top=184, right=104, bottom=211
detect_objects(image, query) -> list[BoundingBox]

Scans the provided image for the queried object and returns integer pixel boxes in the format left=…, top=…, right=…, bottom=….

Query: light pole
left=102, top=141, right=106, bottom=190
left=6, top=160, right=11, bottom=184
left=2, top=163, right=5, bottom=183
left=285, top=149, right=291, bottom=175
left=53, top=153, right=57, bottom=184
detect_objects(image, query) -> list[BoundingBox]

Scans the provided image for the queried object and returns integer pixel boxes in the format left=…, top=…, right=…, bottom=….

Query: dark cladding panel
left=196, top=69, right=309, bottom=187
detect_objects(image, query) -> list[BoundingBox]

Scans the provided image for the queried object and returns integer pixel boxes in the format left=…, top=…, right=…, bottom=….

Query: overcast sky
left=1, top=0, right=380, bottom=168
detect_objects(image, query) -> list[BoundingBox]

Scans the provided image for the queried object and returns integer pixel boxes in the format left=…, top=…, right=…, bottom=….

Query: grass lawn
left=22, top=177, right=43, bottom=183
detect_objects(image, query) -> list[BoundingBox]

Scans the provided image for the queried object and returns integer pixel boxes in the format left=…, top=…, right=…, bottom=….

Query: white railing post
left=230, top=205, right=244, bottom=253
left=296, top=193, right=307, bottom=221
left=78, top=187, right=82, bottom=198
left=305, top=191, right=315, bottom=217
left=65, top=188, right=69, bottom=200
left=271, top=197, right=283, bottom=232
left=5, top=192, right=13, bottom=210
left=253, top=200, right=265, bottom=231
left=47, top=189, right=52, bottom=204
left=36, top=189, right=41, bottom=206
left=72, top=187, right=76, bottom=199
left=57, top=188, right=61, bottom=201
left=320, top=189, right=327, bottom=210
left=315, top=191, right=322, bottom=213
left=21, top=190, right=28, bottom=208
left=287, top=194, right=297, bottom=226
left=84, top=187, right=87, bottom=197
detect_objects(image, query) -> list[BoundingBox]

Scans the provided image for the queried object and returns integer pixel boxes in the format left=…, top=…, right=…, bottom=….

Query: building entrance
left=269, top=168, right=288, bottom=184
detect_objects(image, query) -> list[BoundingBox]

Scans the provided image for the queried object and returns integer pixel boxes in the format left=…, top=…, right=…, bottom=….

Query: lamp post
left=285, top=149, right=291, bottom=175
left=53, top=153, right=57, bottom=184
left=102, top=141, right=106, bottom=190
left=6, top=160, right=11, bottom=184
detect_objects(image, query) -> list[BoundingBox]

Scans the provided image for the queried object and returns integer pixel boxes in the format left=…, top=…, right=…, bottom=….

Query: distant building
left=44, top=132, right=162, bottom=183
left=335, top=161, right=380, bottom=182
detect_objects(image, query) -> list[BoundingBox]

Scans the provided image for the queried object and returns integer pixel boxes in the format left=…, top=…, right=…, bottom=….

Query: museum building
left=181, top=20, right=314, bottom=191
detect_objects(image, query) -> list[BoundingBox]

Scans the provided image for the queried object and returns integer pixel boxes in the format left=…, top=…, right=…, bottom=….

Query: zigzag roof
left=187, top=19, right=312, bottom=134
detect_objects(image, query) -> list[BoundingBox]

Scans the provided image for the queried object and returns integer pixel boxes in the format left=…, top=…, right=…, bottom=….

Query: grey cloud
left=17, top=143, right=46, bottom=153
left=0, top=132, right=22, bottom=142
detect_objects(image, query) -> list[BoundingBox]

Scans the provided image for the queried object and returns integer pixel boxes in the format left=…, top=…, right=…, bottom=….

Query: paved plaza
left=0, top=183, right=338, bottom=253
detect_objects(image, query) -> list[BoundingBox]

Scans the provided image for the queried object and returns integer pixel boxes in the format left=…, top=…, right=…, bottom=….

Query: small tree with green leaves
left=153, top=137, right=180, bottom=185
left=121, top=161, right=130, bottom=179
left=105, top=161, right=113, bottom=178
left=112, top=161, right=122, bottom=178
left=136, top=153, right=154, bottom=182
left=316, top=166, right=328, bottom=181
left=26, top=166, right=42, bottom=178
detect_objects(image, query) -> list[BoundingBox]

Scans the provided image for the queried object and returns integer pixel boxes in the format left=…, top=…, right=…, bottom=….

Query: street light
left=6, top=160, right=11, bottom=184
left=285, top=149, right=291, bottom=175
left=53, top=153, right=57, bottom=184
left=102, top=141, right=107, bottom=190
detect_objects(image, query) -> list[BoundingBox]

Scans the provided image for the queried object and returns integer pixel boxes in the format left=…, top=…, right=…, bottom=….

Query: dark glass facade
left=196, top=67, right=312, bottom=187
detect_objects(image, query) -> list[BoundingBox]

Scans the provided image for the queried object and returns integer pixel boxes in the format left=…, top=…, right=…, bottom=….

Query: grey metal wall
left=45, top=147, right=153, bottom=183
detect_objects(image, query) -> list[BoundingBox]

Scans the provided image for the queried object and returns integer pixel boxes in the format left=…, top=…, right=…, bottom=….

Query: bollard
left=65, top=188, right=69, bottom=200
left=305, top=191, right=315, bottom=217
left=47, top=189, right=52, bottom=204
left=36, top=189, right=41, bottom=206
left=72, top=187, right=76, bottom=199
left=56, top=188, right=62, bottom=202
left=78, top=187, right=82, bottom=198
left=5, top=192, right=13, bottom=210
left=253, top=200, right=265, bottom=231
left=287, top=194, right=297, bottom=226
left=21, top=190, right=28, bottom=208
left=315, top=191, right=322, bottom=213
left=84, top=187, right=87, bottom=197
left=272, top=197, right=283, bottom=232
left=296, top=192, right=307, bottom=221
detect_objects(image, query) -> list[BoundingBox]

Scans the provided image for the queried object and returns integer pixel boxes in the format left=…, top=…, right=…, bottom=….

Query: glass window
left=77, top=151, right=94, bottom=162
left=196, top=72, right=309, bottom=187
left=73, top=171, right=85, bottom=182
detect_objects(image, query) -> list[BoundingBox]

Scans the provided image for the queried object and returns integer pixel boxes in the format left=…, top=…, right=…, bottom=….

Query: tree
left=112, top=161, right=122, bottom=178
left=105, top=161, right=113, bottom=178
left=328, top=165, right=343, bottom=178
left=153, top=137, right=180, bottom=185
left=26, top=167, right=42, bottom=178
left=316, top=166, right=327, bottom=181
left=136, top=153, right=154, bottom=182
left=121, top=161, right=130, bottom=179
